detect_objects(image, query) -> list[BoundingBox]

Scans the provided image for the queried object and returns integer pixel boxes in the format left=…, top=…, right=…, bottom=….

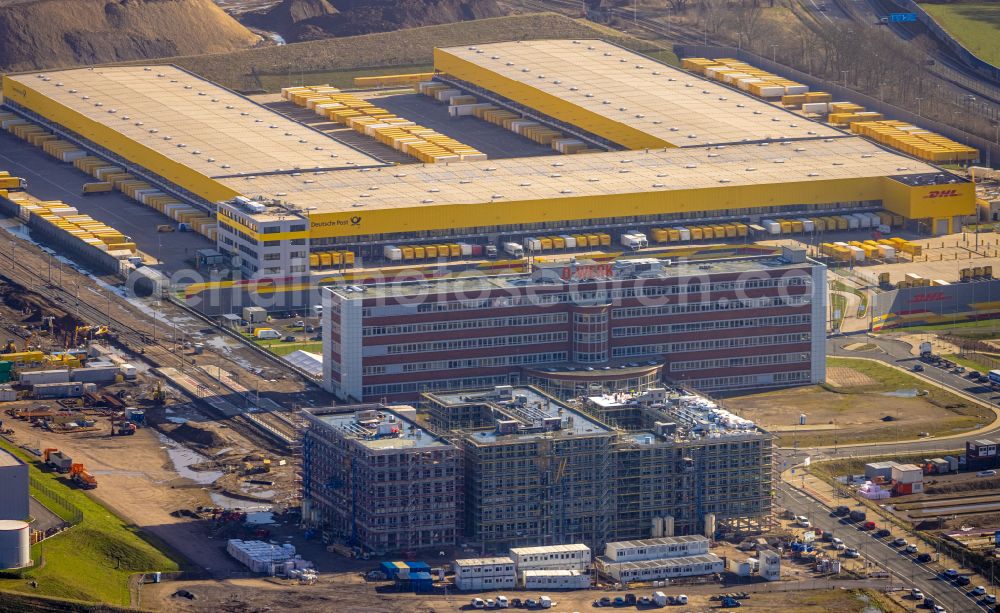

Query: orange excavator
left=69, top=462, right=97, bottom=489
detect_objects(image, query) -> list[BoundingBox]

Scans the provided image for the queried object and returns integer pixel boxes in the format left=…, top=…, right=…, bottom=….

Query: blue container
left=380, top=561, right=398, bottom=579
left=410, top=571, right=433, bottom=593
left=406, top=561, right=431, bottom=573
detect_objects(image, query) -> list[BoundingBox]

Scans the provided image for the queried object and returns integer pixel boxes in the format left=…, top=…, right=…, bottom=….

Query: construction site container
left=34, top=382, right=84, bottom=399
left=521, top=570, right=591, bottom=590
left=20, top=369, right=71, bottom=386
left=762, top=220, right=781, bottom=235
left=798, top=219, right=815, bottom=233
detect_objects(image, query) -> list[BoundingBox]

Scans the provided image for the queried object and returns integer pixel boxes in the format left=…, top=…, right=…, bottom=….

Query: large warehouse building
left=0, top=39, right=974, bottom=281
left=323, top=248, right=825, bottom=401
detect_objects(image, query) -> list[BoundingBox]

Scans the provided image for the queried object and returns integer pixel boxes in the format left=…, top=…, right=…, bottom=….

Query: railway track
left=0, top=230, right=301, bottom=453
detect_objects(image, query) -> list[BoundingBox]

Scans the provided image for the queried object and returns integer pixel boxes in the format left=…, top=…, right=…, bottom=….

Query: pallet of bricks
left=851, top=121, right=978, bottom=164
left=682, top=57, right=809, bottom=100
left=71, top=156, right=217, bottom=241
left=284, top=84, right=487, bottom=163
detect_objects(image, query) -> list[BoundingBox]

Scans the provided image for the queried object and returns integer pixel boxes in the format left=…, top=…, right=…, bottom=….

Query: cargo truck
left=43, top=448, right=73, bottom=473
left=503, top=242, right=524, bottom=258
left=82, top=182, right=113, bottom=195
left=0, top=174, right=27, bottom=191
left=620, top=233, right=648, bottom=250
left=69, top=462, right=97, bottom=489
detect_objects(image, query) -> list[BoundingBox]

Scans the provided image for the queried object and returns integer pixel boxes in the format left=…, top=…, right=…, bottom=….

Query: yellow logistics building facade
left=1, top=39, right=974, bottom=277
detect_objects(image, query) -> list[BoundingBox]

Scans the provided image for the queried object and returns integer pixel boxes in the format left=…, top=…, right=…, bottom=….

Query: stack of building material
left=227, top=540, right=297, bottom=574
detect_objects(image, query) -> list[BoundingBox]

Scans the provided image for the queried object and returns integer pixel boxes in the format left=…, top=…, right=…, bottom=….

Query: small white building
left=758, top=548, right=780, bottom=581
left=521, top=569, right=591, bottom=589
left=599, top=553, right=724, bottom=582
left=453, top=556, right=516, bottom=591
left=603, top=535, right=709, bottom=563
left=891, top=463, right=923, bottom=485
left=509, top=544, right=591, bottom=572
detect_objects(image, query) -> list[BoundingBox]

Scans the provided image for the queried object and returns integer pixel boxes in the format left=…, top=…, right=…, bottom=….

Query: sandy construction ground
left=2, top=405, right=260, bottom=572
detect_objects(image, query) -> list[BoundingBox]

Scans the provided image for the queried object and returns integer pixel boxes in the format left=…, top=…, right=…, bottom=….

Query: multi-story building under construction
left=302, top=386, right=772, bottom=554
left=424, top=386, right=617, bottom=551
left=301, top=405, right=462, bottom=554
left=583, top=387, right=773, bottom=540
left=422, top=385, right=773, bottom=552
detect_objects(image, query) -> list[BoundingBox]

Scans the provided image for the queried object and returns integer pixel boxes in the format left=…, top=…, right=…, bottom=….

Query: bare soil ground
left=0, top=396, right=293, bottom=573
left=142, top=575, right=890, bottom=613
left=725, top=359, right=994, bottom=447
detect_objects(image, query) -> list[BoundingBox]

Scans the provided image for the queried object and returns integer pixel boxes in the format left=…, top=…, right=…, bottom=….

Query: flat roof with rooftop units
left=427, top=386, right=612, bottom=444
left=303, top=406, right=447, bottom=449
left=2, top=66, right=385, bottom=203
left=435, top=40, right=844, bottom=149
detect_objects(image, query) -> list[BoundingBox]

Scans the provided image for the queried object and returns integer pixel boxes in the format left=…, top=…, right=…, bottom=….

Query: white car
left=472, top=598, right=486, bottom=609
left=933, top=606, right=945, bottom=613
left=904, top=544, right=918, bottom=554
left=485, top=599, right=496, bottom=609
left=985, top=594, right=997, bottom=604
left=496, top=596, right=509, bottom=609
left=911, top=590, right=924, bottom=601
left=971, top=586, right=986, bottom=597
left=977, top=470, right=997, bottom=477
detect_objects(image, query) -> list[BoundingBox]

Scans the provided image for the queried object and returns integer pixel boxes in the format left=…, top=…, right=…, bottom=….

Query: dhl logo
left=910, top=292, right=948, bottom=303
left=923, top=189, right=960, bottom=199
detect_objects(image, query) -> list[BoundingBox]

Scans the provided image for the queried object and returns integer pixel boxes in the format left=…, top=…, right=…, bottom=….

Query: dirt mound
left=170, top=422, right=225, bottom=448
left=243, top=0, right=501, bottom=42
left=242, top=0, right=339, bottom=36
left=0, top=0, right=261, bottom=72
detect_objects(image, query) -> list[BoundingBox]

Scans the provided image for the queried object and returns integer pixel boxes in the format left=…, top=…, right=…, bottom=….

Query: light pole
left=841, top=70, right=849, bottom=88
left=915, top=97, right=922, bottom=118
left=771, top=45, right=778, bottom=63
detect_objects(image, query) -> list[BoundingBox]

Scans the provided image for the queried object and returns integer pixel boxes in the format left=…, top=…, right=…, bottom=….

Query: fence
left=896, top=0, right=1000, bottom=85
left=29, top=475, right=83, bottom=526
left=673, top=44, right=1000, bottom=167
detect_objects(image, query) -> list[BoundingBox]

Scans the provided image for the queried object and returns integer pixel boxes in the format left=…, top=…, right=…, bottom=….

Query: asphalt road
left=777, top=481, right=992, bottom=612
left=774, top=331, right=1000, bottom=610
left=0, top=130, right=214, bottom=274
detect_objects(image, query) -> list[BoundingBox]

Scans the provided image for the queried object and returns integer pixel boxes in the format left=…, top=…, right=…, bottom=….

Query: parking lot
left=0, top=130, right=214, bottom=274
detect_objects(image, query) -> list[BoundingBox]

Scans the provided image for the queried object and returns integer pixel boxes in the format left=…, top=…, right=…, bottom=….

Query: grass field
left=831, top=292, right=848, bottom=331
left=727, top=357, right=994, bottom=447
left=831, top=279, right=869, bottom=316
left=808, top=450, right=962, bottom=482
left=920, top=3, right=1000, bottom=68
left=128, top=14, right=670, bottom=92
left=878, top=318, right=1000, bottom=339
left=250, top=337, right=323, bottom=356
left=259, top=63, right=434, bottom=92
left=0, top=440, right=181, bottom=605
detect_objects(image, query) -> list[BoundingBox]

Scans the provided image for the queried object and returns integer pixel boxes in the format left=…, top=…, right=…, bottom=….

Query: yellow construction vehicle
left=149, top=380, right=166, bottom=405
